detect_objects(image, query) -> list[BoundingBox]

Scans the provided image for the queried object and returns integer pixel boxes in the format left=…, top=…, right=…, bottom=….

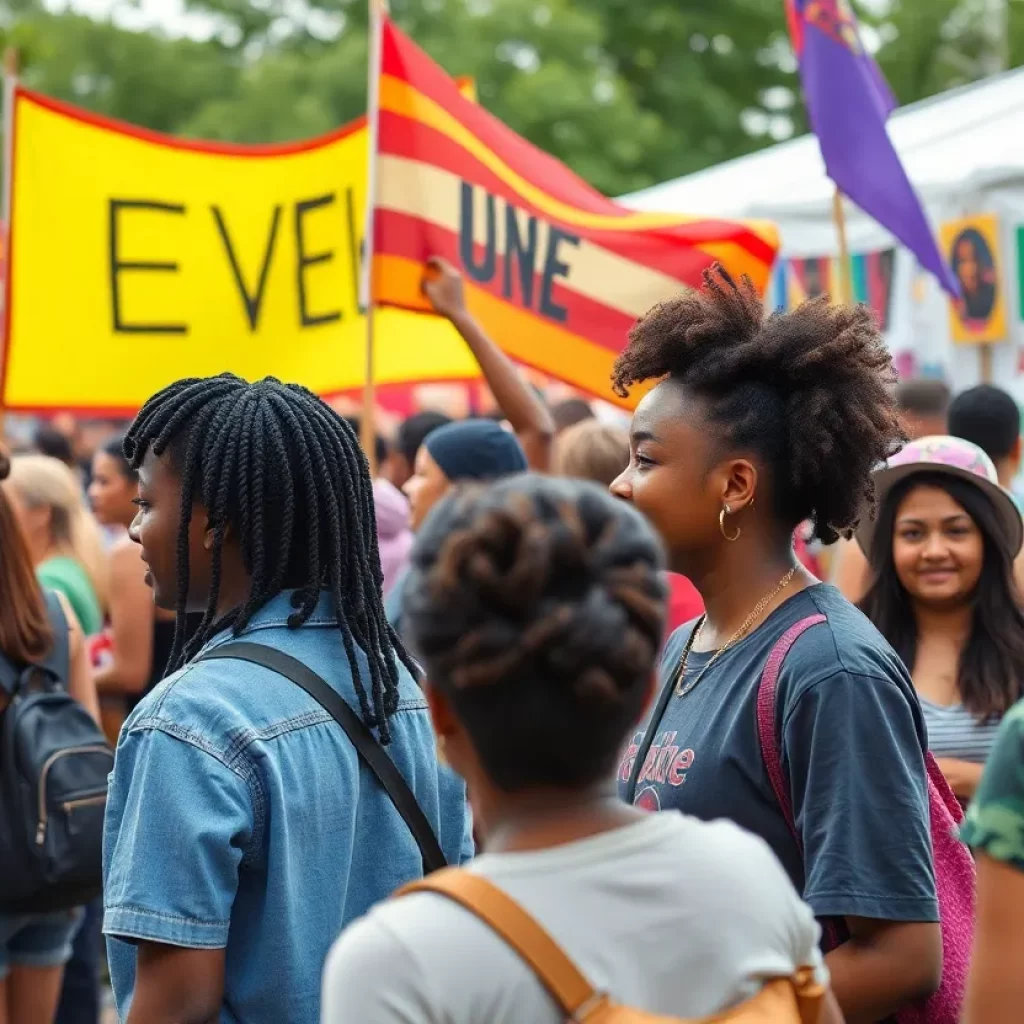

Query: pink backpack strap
left=757, top=613, right=849, bottom=950
left=756, top=614, right=828, bottom=850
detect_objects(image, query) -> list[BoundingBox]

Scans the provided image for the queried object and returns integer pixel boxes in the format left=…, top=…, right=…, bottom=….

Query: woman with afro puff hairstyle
left=612, top=266, right=942, bottom=1024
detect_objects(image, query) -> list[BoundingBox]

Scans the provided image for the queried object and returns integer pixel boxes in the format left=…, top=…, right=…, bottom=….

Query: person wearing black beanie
left=385, top=258, right=548, bottom=635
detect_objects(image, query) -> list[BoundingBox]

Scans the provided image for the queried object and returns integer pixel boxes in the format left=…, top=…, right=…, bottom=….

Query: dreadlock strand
left=267, top=394, right=383, bottom=730
left=258, top=411, right=296, bottom=599
left=262, top=393, right=322, bottom=622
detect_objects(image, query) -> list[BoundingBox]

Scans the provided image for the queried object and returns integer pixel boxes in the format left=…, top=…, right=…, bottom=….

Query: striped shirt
left=920, top=697, right=1003, bottom=763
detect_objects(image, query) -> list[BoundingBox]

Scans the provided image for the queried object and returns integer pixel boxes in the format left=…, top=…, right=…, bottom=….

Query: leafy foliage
left=2, top=0, right=1022, bottom=197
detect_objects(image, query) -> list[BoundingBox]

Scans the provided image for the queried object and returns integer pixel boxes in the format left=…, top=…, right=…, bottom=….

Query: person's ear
left=200, top=509, right=224, bottom=551
left=719, top=458, right=758, bottom=513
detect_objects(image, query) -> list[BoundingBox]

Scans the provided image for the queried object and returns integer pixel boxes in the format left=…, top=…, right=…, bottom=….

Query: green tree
left=8, top=9, right=240, bottom=135
left=5, top=0, right=1024, bottom=199
left=176, top=0, right=667, bottom=194
left=585, top=0, right=799, bottom=183
left=868, top=0, right=1024, bottom=104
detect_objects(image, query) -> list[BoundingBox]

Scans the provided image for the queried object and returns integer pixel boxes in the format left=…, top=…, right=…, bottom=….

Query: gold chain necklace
left=673, top=567, right=798, bottom=698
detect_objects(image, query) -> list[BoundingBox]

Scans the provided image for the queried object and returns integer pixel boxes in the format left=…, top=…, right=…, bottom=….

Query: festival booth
left=624, top=66, right=1024, bottom=399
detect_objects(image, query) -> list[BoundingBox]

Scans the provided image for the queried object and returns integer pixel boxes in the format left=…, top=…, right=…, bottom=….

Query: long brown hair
left=7, top=454, right=110, bottom=612
left=0, top=450, right=53, bottom=664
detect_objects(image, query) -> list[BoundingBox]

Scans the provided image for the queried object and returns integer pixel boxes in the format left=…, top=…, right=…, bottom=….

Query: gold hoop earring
left=719, top=504, right=741, bottom=542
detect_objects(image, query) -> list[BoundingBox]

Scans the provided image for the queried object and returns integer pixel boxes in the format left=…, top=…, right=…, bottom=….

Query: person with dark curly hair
left=100, top=375, right=472, bottom=1024
left=611, top=266, right=942, bottom=1024
left=323, top=475, right=841, bottom=1024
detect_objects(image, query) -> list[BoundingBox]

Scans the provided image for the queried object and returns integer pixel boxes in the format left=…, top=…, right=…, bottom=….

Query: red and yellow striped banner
left=372, top=17, right=779, bottom=407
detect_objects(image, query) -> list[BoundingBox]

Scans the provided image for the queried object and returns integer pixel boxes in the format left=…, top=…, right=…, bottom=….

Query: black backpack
left=0, top=593, right=113, bottom=912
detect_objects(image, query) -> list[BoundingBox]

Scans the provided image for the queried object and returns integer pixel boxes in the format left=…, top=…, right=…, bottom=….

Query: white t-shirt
left=322, top=812, right=826, bottom=1023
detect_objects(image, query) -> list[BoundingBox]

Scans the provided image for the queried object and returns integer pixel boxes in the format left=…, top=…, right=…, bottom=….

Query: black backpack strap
left=41, top=591, right=71, bottom=688
left=0, top=592, right=70, bottom=697
left=624, top=670, right=677, bottom=804
left=197, top=641, right=447, bottom=874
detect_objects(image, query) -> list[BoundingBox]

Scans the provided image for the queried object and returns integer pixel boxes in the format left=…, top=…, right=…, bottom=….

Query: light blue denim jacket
left=103, top=591, right=473, bottom=1023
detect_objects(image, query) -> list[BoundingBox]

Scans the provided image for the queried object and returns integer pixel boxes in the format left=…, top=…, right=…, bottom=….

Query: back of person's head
left=553, top=420, right=629, bottom=487
left=895, top=378, right=951, bottom=439
left=424, top=419, right=527, bottom=482
left=404, top=474, right=667, bottom=791
left=612, top=264, right=905, bottom=545
left=0, top=450, right=53, bottom=664
left=6, top=454, right=108, bottom=607
left=396, top=411, right=452, bottom=467
left=551, top=397, right=595, bottom=434
left=948, top=385, right=1021, bottom=466
left=124, top=373, right=416, bottom=740
left=33, top=425, right=76, bottom=468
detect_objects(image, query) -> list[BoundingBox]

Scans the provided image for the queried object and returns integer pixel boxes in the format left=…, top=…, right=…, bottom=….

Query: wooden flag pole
left=359, top=0, right=387, bottom=476
left=979, top=343, right=994, bottom=384
left=1, top=48, right=19, bottom=443
left=831, top=186, right=853, bottom=305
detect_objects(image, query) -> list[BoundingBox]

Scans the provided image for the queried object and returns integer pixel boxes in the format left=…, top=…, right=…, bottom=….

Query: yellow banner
left=3, top=88, right=478, bottom=413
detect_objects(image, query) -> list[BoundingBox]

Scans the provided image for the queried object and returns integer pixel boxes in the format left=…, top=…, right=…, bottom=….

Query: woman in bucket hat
left=859, top=436, right=1024, bottom=804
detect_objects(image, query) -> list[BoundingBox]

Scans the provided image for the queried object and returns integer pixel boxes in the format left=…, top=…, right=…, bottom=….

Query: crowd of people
left=2, top=258, right=1024, bottom=1024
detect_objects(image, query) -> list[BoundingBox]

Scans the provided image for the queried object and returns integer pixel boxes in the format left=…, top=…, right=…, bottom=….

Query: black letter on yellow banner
left=212, top=205, right=282, bottom=331
left=295, top=194, right=342, bottom=328
left=540, top=227, right=580, bottom=323
left=109, top=200, right=187, bottom=334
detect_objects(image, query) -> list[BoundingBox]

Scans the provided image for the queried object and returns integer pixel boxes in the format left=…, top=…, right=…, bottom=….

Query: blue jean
left=55, top=898, right=102, bottom=1024
left=0, top=909, right=80, bottom=980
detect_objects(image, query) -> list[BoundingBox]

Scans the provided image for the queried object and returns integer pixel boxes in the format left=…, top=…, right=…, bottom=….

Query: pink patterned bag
left=757, top=615, right=974, bottom=1024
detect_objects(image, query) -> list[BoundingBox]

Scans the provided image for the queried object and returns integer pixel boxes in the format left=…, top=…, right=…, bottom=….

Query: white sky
left=48, top=0, right=219, bottom=39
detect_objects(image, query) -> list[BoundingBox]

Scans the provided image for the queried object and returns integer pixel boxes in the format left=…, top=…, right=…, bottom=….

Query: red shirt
left=665, top=574, right=704, bottom=634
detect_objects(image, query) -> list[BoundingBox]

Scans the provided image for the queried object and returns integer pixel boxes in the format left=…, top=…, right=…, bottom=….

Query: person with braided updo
left=101, top=375, right=472, bottom=1024
left=611, top=266, right=942, bottom=1024
left=323, top=475, right=841, bottom=1024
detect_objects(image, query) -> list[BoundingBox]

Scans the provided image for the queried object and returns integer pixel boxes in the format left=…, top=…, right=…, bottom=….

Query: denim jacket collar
left=196, top=590, right=340, bottom=659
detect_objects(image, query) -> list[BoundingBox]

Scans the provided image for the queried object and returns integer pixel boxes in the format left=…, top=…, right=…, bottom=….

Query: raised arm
left=423, top=257, right=555, bottom=471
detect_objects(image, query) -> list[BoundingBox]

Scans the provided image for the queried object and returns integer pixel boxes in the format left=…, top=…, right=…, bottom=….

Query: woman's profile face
left=89, top=452, right=137, bottom=527
left=404, top=446, right=451, bottom=533
left=891, top=483, right=984, bottom=609
left=611, top=380, right=722, bottom=574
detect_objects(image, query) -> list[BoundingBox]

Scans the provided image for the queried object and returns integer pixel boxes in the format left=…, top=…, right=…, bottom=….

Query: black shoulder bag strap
left=198, top=641, right=447, bottom=874
left=624, top=673, right=677, bottom=804
left=624, top=624, right=698, bottom=804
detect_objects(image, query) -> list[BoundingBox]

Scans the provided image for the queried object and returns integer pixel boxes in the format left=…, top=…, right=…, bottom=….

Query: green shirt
left=961, top=699, right=1024, bottom=872
left=37, top=556, right=104, bottom=636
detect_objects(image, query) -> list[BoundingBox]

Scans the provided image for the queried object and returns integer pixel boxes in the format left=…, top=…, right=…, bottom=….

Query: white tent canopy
left=622, top=68, right=1024, bottom=396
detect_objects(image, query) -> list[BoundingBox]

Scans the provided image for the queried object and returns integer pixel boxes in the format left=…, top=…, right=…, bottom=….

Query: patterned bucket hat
left=857, top=435, right=1023, bottom=556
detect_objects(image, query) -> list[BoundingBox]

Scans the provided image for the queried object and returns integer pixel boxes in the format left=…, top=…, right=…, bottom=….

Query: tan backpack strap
left=399, top=868, right=600, bottom=1019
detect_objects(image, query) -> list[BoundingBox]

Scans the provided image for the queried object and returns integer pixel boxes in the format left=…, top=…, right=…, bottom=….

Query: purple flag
left=787, top=0, right=959, bottom=296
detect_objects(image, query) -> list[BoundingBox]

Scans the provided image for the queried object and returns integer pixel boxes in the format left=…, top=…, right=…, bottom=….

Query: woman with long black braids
left=611, top=267, right=945, bottom=1023
left=101, top=375, right=472, bottom=1024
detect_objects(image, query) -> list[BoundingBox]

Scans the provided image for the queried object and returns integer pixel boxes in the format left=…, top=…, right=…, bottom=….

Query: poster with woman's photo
left=941, top=214, right=1007, bottom=344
